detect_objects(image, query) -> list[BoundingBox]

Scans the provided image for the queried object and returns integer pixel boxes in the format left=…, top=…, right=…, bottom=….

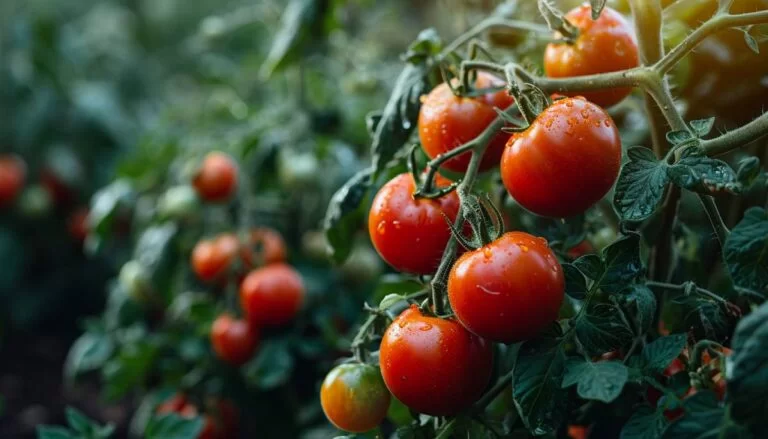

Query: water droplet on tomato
left=520, top=245, right=529, bottom=252
left=478, top=284, right=501, bottom=295
left=483, top=248, right=492, bottom=259
left=392, top=220, right=401, bottom=229
left=377, top=221, right=386, bottom=235
left=604, top=119, right=611, bottom=127
left=419, top=323, right=433, bottom=331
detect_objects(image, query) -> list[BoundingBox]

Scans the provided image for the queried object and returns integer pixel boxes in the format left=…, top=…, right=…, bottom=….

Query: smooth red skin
left=418, top=72, right=514, bottom=172
left=241, top=227, right=287, bottom=268
left=210, top=314, right=259, bottom=366
left=320, top=363, right=391, bottom=433
left=68, top=208, right=90, bottom=242
left=448, top=232, right=565, bottom=343
left=544, top=4, right=639, bottom=108
left=368, top=173, right=460, bottom=275
left=568, top=425, right=589, bottom=439
left=0, top=155, right=26, bottom=207
left=379, top=306, right=493, bottom=416
left=193, top=152, right=238, bottom=202
left=501, top=97, right=621, bottom=218
left=191, top=234, right=240, bottom=282
left=240, top=263, right=305, bottom=327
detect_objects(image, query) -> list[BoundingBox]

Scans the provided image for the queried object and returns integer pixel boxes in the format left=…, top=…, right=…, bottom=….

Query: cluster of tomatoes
left=321, top=4, right=640, bottom=434
left=155, top=393, right=239, bottom=439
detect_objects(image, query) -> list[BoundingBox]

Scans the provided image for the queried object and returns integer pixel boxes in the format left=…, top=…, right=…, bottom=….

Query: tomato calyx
left=407, top=146, right=460, bottom=200
left=538, top=0, right=580, bottom=43
left=447, top=192, right=505, bottom=250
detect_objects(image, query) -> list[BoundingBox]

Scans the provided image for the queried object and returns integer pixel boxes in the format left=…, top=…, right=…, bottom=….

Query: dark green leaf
left=323, top=168, right=373, bottom=264
left=663, top=391, right=752, bottom=438
left=599, top=232, right=643, bottom=293
left=573, top=254, right=603, bottom=280
left=36, top=426, right=76, bottom=439
left=736, top=157, right=762, bottom=189
left=574, top=302, right=634, bottom=356
left=623, top=285, right=656, bottom=333
left=259, top=0, right=317, bottom=79
left=620, top=406, right=668, bottom=439
left=65, top=407, right=93, bottom=434
left=666, top=130, right=695, bottom=145
left=728, top=301, right=768, bottom=426
left=365, top=111, right=383, bottom=137
left=145, top=413, right=203, bottom=439
left=401, top=28, right=443, bottom=63
left=102, top=337, right=158, bottom=400
left=563, top=263, right=587, bottom=300
left=613, top=147, right=669, bottom=222
left=512, top=337, right=567, bottom=435
left=379, top=293, right=406, bottom=310
left=64, top=331, right=114, bottom=381
left=723, top=207, right=768, bottom=297
left=668, top=151, right=740, bottom=194
left=589, top=0, right=607, bottom=19
left=641, top=334, right=687, bottom=374
left=89, top=180, right=134, bottom=236
left=562, top=358, right=628, bottom=403
left=243, top=339, right=294, bottom=390
left=689, top=118, right=715, bottom=138
left=134, top=223, right=177, bottom=289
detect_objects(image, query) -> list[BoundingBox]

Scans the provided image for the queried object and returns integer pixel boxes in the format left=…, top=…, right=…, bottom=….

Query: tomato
left=418, top=71, right=514, bottom=173
left=0, top=155, right=26, bottom=207
left=665, top=357, right=686, bottom=377
left=567, top=239, right=594, bottom=259
left=191, top=234, right=240, bottom=282
left=119, top=260, right=153, bottom=303
left=156, top=393, right=188, bottom=415
left=379, top=305, right=493, bottom=415
left=178, top=405, right=216, bottom=439
left=448, top=232, right=564, bottom=343
left=192, top=151, right=238, bottom=202
left=68, top=208, right=89, bottom=243
left=500, top=97, right=621, bottom=218
left=210, top=314, right=259, bottom=366
left=320, top=363, right=391, bottom=433
left=158, top=394, right=232, bottom=439
left=240, top=263, right=305, bottom=326
left=568, top=425, right=589, bottom=439
left=543, top=4, right=639, bottom=108
left=368, top=173, right=460, bottom=275
left=241, top=227, right=287, bottom=268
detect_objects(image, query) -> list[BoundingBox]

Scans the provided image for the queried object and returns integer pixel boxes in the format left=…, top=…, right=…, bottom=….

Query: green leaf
left=599, top=232, right=643, bottom=293
left=613, top=147, right=669, bottom=222
left=323, top=168, right=373, bottom=264
left=36, top=426, right=76, bottom=439
left=623, top=285, right=657, bottom=333
left=666, top=130, right=695, bottom=145
left=401, top=28, right=443, bottom=63
left=574, top=302, right=634, bottom=356
left=689, top=118, right=715, bottom=138
left=563, top=358, right=628, bottom=403
left=243, top=339, right=294, bottom=390
left=64, top=331, right=114, bottom=381
left=512, top=337, right=567, bottom=435
left=134, top=223, right=178, bottom=290
left=723, top=207, right=768, bottom=297
left=89, top=179, right=134, bottom=236
left=744, top=29, right=760, bottom=54
left=736, top=157, right=762, bottom=189
left=65, top=407, right=92, bottom=434
left=668, top=150, right=740, bottom=194
left=589, top=0, right=607, bottom=19
left=728, top=301, right=768, bottom=426
left=663, top=391, right=752, bottom=438
left=379, top=293, right=405, bottom=310
left=145, top=413, right=203, bottom=439
left=620, top=406, right=668, bottom=439
left=259, top=0, right=318, bottom=79
left=641, top=334, right=687, bottom=374
left=563, top=263, right=587, bottom=300
left=102, top=337, right=158, bottom=400
left=573, top=254, right=603, bottom=280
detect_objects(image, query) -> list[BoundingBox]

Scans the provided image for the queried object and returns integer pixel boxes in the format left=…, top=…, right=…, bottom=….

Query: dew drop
left=483, top=248, right=493, bottom=259
left=478, top=284, right=501, bottom=296
left=604, top=119, right=611, bottom=127
left=377, top=221, right=387, bottom=235
left=392, top=220, right=402, bottom=229
left=520, top=245, right=529, bottom=252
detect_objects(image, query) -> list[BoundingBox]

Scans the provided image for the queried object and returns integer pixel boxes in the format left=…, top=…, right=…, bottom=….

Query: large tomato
left=192, top=151, right=238, bottom=203
left=368, top=173, right=460, bottom=275
left=418, top=71, right=514, bottom=173
left=379, top=306, right=493, bottom=416
left=210, top=314, right=259, bottom=366
left=191, top=234, right=240, bottom=282
left=500, top=97, right=621, bottom=218
left=543, top=4, right=639, bottom=108
left=0, top=155, right=26, bottom=207
left=241, top=227, right=287, bottom=268
left=240, top=263, right=305, bottom=326
left=320, top=363, right=391, bottom=433
left=448, top=232, right=564, bottom=343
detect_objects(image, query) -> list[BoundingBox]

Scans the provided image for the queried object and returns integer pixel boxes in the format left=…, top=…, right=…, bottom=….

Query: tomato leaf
left=243, top=339, right=295, bottom=390
left=563, top=263, right=587, bottom=300
left=743, top=29, right=760, bottom=54
left=613, top=147, right=669, bottom=222
left=102, top=332, right=158, bottom=400
left=36, top=426, right=76, bottom=439
left=668, top=150, right=740, bottom=195
left=666, top=130, right=695, bottom=146
left=663, top=391, right=752, bottom=438
left=623, top=284, right=657, bottom=333
left=259, top=0, right=318, bottom=79
left=589, top=0, right=607, bottom=19
left=323, top=168, right=373, bottom=264
left=145, top=413, right=203, bottom=439
left=728, top=301, right=768, bottom=426
left=723, top=207, right=768, bottom=297
left=134, top=223, right=178, bottom=301
left=63, top=407, right=114, bottom=438
left=573, top=254, right=603, bottom=280
left=512, top=337, right=567, bottom=435
left=689, top=118, right=715, bottom=138
left=563, top=358, right=628, bottom=403
left=379, top=293, right=406, bottom=310
left=641, top=333, right=687, bottom=374
left=599, top=232, right=643, bottom=294
left=64, top=330, right=114, bottom=382
left=574, top=302, right=634, bottom=356
left=736, top=157, right=762, bottom=189
left=620, top=406, right=668, bottom=439
left=89, top=179, right=134, bottom=237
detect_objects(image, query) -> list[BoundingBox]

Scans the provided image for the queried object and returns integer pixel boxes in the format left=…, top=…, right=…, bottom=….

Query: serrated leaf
left=723, top=207, right=768, bottom=297
left=563, top=263, right=587, bottom=300
left=573, top=254, right=603, bottom=280
left=513, top=337, right=567, bottom=435
left=744, top=30, right=760, bottom=54
left=736, top=157, right=762, bottom=188
left=641, top=333, right=687, bottom=374
left=259, top=0, right=317, bottom=79
left=728, top=301, right=768, bottom=426
left=620, top=407, right=668, bottom=439
left=145, top=413, right=203, bottom=439
left=243, top=339, right=294, bottom=390
left=379, top=293, right=405, bottom=310
left=668, top=151, right=740, bottom=194
left=689, top=118, right=715, bottom=137
left=599, top=232, right=643, bottom=293
left=574, top=302, right=634, bottom=356
left=589, top=0, right=607, bottom=19
left=623, top=284, right=657, bottom=333
left=666, top=130, right=695, bottom=145
left=563, top=358, right=628, bottom=402
left=613, top=147, right=669, bottom=222
left=323, top=168, right=373, bottom=264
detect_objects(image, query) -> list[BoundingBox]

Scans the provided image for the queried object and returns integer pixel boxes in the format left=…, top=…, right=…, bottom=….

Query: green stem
left=473, top=370, right=515, bottom=411
left=702, top=112, right=768, bottom=156
left=350, top=313, right=378, bottom=363
left=698, top=195, right=731, bottom=247
left=646, top=280, right=728, bottom=305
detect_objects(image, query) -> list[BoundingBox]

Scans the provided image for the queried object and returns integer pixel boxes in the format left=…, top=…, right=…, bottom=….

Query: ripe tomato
left=210, top=314, right=259, bottom=366
left=192, top=151, right=238, bottom=202
left=0, top=155, right=26, bottom=207
left=448, top=232, right=564, bottom=343
left=241, top=227, right=287, bottom=268
left=320, top=363, right=391, bottom=433
left=418, top=71, right=514, bottom=173
left=368, top=173, right=460, bottom=275
left=567, top=239, right=594, bottom=259
left=568, top=425, right=589, bottom=439
left=156, top=393, right=188, bottom=415
left=191, top=234, right=240, bottom=282
left=68, top=208, right=90, bottom=243
left=500, top=97, right=621, bottom=218
left=240, top=263, right=305, bottom=326
left=379, top=305, right=493, bottom=415
left=543, top=4, right=639, bottom=108
left=665, top=357, right=686, bottom=377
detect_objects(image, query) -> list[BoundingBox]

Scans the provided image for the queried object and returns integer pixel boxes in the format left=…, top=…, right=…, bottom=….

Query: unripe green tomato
left=119, top=260, right=153, bottom=303
left=340, top=244, right=383, bottom=286
left=277, top=149, right=320, bottom=189
left=591, top=227, right=618, bottom=252
left=18, top=185, right=52, bottom=218
left=157, top=185, right=200, bottom=220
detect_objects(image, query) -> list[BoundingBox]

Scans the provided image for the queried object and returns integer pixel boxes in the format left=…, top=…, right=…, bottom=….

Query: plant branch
left=702, top=112, right=768, bottom=156
left=646, top=281, right=729, bottom=305
left=473, top=369, right=515, bottom=411
left=698, top=195, right=731, bottom=247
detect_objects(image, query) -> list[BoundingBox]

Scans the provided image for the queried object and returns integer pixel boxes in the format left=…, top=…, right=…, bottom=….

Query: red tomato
left=568, top=425, right=589, bottom=439
left=156, top=393, right=188, bottom=415
left=368, top=173, right=460, bottom=275
left=210, top=314, right=259, bottom=366
left=240, top=263, right=305, bottom=326
left=320, top=363, right=391, bottom=433
left=501, top=97, right=621, bottom=218
left=191, top=234, right=240, bottom=282
left=0, top=155, right=26, bottom=207
left=192, top=151, right=238, bottom=202
left=68, top=208, right=90, bottom=243
left=665, top=357, right=686, bottom=377
left=418, top=72, right=514, bottom=172
left=379, top=305, right=493, bottom=415
left=543, top=4, right=639, bottom=108
left=567, top=240, right=594, bottom=259
left=241, top=227, right=287, bottom=268
left=448, top=232, right=564, bottom=343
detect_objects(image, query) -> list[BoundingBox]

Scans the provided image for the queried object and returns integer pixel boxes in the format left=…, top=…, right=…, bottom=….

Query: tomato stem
left=701, top=112, right=768, bottom=157
left=697, top=195, right=731, bottom=248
